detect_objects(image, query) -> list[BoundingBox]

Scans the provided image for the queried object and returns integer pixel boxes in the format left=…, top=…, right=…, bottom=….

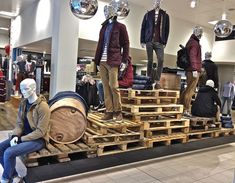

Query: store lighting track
left=0, top=11, right=18, bottom=18
left=0, top=27, right=9, bottom=31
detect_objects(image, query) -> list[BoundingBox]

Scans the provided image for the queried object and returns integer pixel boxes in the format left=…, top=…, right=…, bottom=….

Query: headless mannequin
left=141, top=0, right=161, bottom=49
left=140, top=0, right=169, bottom=89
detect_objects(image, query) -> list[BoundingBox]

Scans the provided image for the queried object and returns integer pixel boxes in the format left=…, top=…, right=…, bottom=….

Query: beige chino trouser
left=99, top=62, right=122, bottom=113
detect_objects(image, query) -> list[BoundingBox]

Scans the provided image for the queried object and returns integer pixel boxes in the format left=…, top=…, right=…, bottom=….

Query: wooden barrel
left=49, top=91, right=88, bottom=144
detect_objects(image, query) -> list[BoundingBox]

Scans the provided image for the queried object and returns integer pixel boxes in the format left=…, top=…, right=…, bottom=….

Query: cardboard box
left=160, top=73, right=181, bottom=90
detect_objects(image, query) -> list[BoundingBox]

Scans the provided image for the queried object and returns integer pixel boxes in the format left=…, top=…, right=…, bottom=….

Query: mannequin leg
left=153, top=42, right=164, bottom=82
left=146, top=42, right=154, bottom=78
left=108, top=65, right=121, bottom=113
left=227, top=98, right=232, bottom=115
left=100, top=63, right=113, bottom=113
left=181, top=72, right=199, bottom=113
left=221, top=97, right=226, bottom=114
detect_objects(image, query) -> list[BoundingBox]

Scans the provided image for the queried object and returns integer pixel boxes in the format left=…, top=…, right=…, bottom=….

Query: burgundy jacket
left=94, top=19, right=129, bottom=67
left=119, top=57, right=133, bottom=88
left=186, top=34, right=202, bottom=72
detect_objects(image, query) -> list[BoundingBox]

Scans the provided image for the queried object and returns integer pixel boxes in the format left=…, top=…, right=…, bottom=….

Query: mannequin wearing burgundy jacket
left=180, top=26, right=203, bottom=117
left=94, top=5, right=129, bottom=122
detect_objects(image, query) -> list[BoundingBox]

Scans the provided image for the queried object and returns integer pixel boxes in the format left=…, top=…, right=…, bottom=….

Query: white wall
left=0, top=33, right=9, bottom=48
left=79, top=1, right=213, bottom=60
left=212, top=40, right=235, bottom=62
left=11, top=0, right=53, bottom=48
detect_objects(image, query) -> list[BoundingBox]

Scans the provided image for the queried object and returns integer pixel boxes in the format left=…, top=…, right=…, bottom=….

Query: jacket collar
left=102, top=17, right=117, bottom=26
left=190, top=34, right=200, bottom=42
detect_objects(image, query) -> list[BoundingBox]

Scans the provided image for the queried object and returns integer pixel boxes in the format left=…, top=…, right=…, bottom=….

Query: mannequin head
left=206, top=80, right=214, bottom=88
left=193, top=26, right=203, bottom=39
left=17, top=55, right=23, bottom=62
left=205, top=52, right=212, bottom=60
left=20, top=78, right=36, bottom=99
left=27, top=54, right=32, bottom=62
left=154, top=0, right=162, bottom=9
left=104, top=5, right=117, bottom=20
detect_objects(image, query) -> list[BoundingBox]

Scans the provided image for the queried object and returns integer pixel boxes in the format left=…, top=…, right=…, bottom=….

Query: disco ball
left=110, top=0, right=130, bottom=20
left=70, top=0, right=98, bottom=20
left=214, top=19, right=233, bottom=38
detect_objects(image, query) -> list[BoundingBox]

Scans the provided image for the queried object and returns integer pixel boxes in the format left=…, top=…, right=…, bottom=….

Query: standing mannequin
left=94, top=5, right=129, bottom=122
left=180, top=26, right=203, bottom=117
left=25, top=54, right=36, bottom=78
left=202, top=52, right=219, bottom=89
left=221, top=81, right=234, bottom=115
left=14, top=55, right=27, bottom=95
left=0, top=78, right=50, bottom=183
left=140, top=0, right=170, bottom=89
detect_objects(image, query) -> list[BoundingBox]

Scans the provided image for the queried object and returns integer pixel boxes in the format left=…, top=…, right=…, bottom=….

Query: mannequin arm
left=120, top=24, right=130, bottom=63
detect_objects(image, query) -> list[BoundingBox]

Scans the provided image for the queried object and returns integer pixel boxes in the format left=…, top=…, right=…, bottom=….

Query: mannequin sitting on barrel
left=0, top=78, right=51, bottom=183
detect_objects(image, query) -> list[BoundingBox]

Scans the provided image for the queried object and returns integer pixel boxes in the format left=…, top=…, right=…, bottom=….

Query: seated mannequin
left=191, top=80, right=221, bottom=121
left=0, top=78, right=51, bottom=183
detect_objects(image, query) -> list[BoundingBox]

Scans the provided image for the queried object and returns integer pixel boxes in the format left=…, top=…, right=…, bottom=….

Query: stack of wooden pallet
left=187, top=117, right=233, bottom=141
left=120, top=89, right=189, bottom=148
left=86, top=113, right=145, bottom=156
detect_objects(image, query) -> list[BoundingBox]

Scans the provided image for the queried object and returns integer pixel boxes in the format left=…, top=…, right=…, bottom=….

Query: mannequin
left=0, top=78, right=50, bottom=183
left=25, top=54, right=36, bottom=78
left=94, top=5, right=130, bottom=122
left=221, top=81, right=234, bottom=115
left=14, top=55, right=27, bottom=95
left=140, top=0, right=170, bottom=89
left=180, top=26, right=203, bottom=117
left=202, top=52, right=219, bottom=89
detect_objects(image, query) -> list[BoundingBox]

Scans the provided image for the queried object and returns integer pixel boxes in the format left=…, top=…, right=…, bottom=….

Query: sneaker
left=94, top=103, right=104, bottom=111
left=114, top=112, right=123, bottom=122
left=183, top=111, right=192, bottom=118
left=154, top=83, right=162, bottom=90
left=100, top=112, right=113, bottom=121
left=12, top=176, right=23, bottom=183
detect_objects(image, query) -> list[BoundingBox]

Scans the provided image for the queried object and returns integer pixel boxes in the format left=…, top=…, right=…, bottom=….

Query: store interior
left=0, top=0, right=235, bottom=182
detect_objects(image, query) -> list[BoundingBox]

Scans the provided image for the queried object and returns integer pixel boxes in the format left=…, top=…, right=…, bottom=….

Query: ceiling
left=0, top=0, right=235, bottom=63
left=135, top=0, right=235, bottom=28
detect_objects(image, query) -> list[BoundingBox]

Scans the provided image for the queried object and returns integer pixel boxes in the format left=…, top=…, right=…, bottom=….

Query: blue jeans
left=0, top=138, right=45, bottom=180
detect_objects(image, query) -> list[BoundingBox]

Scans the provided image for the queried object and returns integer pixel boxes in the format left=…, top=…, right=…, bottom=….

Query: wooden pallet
left=145, top=127, right=189, bottom=138
left=190, top=117, right=216, bottom=126
left=97, top=139, right=146, bottom=156
left=121, top=96, right=178, bottom=105
left=122, top=104, right=184, bottom=114
left=146, top=134, right=187, bottom=148
left=190, top=122, right=221, bottom=132
left=214, top=128, right=235, bottom=137
left=142, top=118, right=189, bottom=130
left=120, top=89, right=180, bottom=98
left=123, top=112, right=183, bottom=122
left=82, top=127, right=144, bottom=146
left=87, top=113, right=144, bottom=135
left=25, top=142, right=97, bottom=167
left=187, top=130, right=216, bottom=141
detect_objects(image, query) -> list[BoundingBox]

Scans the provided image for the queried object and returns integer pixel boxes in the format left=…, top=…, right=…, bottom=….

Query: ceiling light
left=190, top=0, right=197, bottom=8
left=0, top=11, right=18, bottom=18
left=0, top=27, right=9, bottom=31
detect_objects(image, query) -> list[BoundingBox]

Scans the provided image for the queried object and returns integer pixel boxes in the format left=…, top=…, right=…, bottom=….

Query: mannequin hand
left=163, top=45, right=166, bottom=48
left=10, top=137, right=19, bottom=146
left=97, top=65, right=100, bottom=71
left=120, top=63, right=127, bottom=72
left=141, top=43, right=146, bottom=48
left=192, top=71, right=198, bottom=78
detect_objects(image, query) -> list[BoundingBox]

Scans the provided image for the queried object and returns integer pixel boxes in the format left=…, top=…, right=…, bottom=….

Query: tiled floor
left=40, top=144, right=235, bottom=183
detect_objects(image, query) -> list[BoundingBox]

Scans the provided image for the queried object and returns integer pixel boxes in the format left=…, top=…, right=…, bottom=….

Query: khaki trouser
left=180, top=71, right=199, bottom=111
left=100, top=62, right=122, bottom=113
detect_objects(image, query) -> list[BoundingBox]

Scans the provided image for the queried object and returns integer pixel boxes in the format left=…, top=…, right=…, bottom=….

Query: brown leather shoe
left=115, top=112, right=123, bottom=122
left=100, top=112, right=113, bottom=121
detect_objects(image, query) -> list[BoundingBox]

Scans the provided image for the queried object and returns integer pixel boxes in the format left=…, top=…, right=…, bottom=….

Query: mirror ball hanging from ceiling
left=110, top=0, right=130, bottom=20
left=214, top=19, right=233, bottom=38
left=70, top=0, right=98, bottom=20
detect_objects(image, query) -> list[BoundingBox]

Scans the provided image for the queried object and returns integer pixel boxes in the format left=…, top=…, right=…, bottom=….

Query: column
left=50, top=0, right=79, bottom=98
